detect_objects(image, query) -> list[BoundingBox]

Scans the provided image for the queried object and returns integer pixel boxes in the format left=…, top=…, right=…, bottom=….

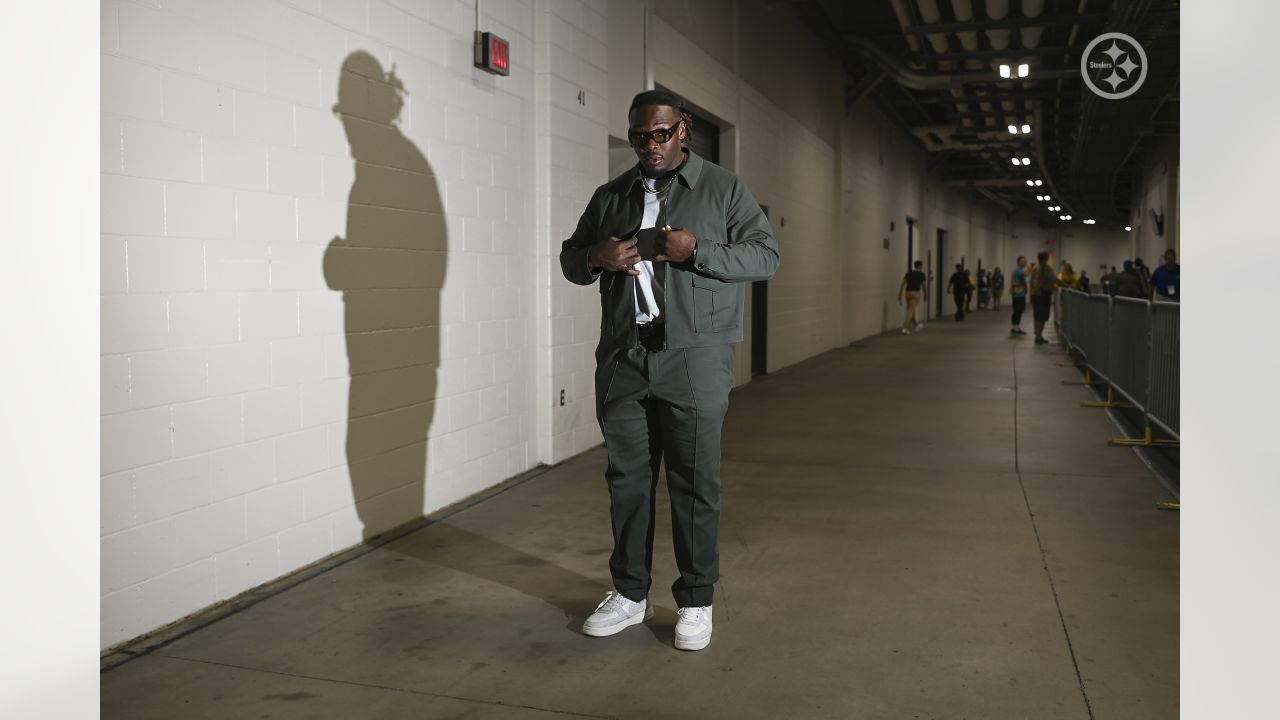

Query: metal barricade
left=1148, top=300, right=1180, bottom=438
left=1108, top=297, right=1151, bottom=409
left=1061, top=290, right=1088, bottom=353
left=1054, top=288, right=1180, bottom=447
left=1085, top=294, right=1112, bottom=382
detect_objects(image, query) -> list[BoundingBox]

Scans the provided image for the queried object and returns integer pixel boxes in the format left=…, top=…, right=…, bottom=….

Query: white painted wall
left=534, top=0, right=610, bottom=464
left=99, top=0, right=574, bottom=650
left=1129, top=133, right=1180, bottom=266
left=1057, top=226, right=1135, bottom=280
left=101, top=0, right=1027, bottom=651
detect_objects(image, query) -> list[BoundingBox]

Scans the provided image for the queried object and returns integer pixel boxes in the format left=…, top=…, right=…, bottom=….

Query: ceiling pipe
left=888, top=0, right=925, bottom=68
left=978, top=186, right=1017, bottom=211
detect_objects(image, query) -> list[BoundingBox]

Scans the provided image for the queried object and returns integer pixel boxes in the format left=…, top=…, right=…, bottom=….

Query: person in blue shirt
left=1009, top=255, right=1028, bottom=335
left=1150, top=249, right=1180, bottom=301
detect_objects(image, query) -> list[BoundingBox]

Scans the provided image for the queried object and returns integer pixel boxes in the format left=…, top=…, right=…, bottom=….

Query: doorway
left=657, top=83, right=720, bottom=165
left=906, top=218, right=917, bottom=271
left=926, top=249, right=933, bottom=319
left=752, top=205, right=769, bottom=376
left=935, top=228, right=947, bottom=317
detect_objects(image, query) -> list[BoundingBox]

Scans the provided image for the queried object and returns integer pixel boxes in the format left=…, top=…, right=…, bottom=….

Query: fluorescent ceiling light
left=1020, top=158, right=1031, bottom=166
left=999, top=64, right=1011, bottom=78
left=1010, top=157, right=1019, bottom=166
left=1034, top=180, right=1042, bottom=186
left=1021, top=124, right=1031, bottom=134
left=1026, top=180, right=1034, bottom=186
left=1008, top=125, right=1018, bottom=134
left=1018, top=63, right=1029, bottom=78
left=1125, top=226, right=1132, bottom=231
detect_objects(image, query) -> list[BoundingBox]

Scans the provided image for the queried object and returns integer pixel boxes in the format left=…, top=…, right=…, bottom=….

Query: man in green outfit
left=559, top=90, right=779, bottom=651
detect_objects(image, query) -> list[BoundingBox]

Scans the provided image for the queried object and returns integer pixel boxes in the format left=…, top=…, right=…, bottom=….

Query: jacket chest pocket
left=691, top=274, right=725, bottom=333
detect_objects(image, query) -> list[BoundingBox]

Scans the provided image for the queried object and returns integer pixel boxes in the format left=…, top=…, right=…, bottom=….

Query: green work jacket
left=559, top=150, right=780, bottom=349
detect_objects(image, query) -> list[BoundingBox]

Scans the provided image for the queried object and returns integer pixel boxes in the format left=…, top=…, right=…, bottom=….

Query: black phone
left=632, top=227, right=663, bottom=261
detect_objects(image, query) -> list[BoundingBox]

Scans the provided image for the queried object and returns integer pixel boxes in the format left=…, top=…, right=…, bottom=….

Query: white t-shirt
left=633, top=180, right=663, bottom=323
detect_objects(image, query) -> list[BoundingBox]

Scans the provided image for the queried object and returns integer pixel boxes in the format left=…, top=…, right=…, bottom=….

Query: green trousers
left=594, top=342, right=735, bottom=608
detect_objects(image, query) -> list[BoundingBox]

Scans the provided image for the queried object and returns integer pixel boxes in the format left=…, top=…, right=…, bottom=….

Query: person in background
left=1077, top=270, right=1091, bottom=294
left=977, top=269, right=991, bottom=309
left=1150, top=248, right=1180, bottom=301
left=1102, top=265, right=1119, bottom=296
left=1133, top=257, right=1154, bottom=299
left=1112, top=260, right=1145, bottom=298
left=947, top=264, right=968, bottom=321
left=1028, top=250, right=1058, bottom=345
left=898, top=260, right=928, bottom=333
left=991, top=267, right=1005, bottom=309
left=964, top=268, right=976, bottom=313
left=1057, top=261, right=1077, bottom=290
left=1009, top=256, right=1028, bottom=335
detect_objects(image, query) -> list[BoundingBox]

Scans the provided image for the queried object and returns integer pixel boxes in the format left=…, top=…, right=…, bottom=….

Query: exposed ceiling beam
left=943, top=110, right=1069, bottom=121
left=890, top=12, right=1111, bottom=36
left=913, top=92, right=1051, bottom=104
left=913, top=45, right=1082, bottom=63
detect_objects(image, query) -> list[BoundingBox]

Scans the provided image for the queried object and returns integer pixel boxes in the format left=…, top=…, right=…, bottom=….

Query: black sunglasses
left=627, top=120, right=682, bottom=148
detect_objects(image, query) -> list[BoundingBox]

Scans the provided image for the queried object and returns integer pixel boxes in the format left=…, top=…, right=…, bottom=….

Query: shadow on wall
left=323, top=52, right=447, bottom=542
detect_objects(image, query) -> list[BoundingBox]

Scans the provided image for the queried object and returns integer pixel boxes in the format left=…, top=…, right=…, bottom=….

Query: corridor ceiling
left=786, top=0, right=1179, bottom=228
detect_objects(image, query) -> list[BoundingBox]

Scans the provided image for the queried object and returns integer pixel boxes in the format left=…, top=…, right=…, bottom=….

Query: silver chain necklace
left=641, top=174, right=676, bottom=195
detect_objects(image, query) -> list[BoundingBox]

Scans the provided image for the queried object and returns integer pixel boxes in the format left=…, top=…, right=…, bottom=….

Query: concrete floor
left=101, top=308, right=1179, bottom=719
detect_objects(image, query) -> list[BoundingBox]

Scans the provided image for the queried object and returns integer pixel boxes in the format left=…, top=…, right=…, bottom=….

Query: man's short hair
left=630, top=89, right=685, bottom=115
left=955, top=263, right=963, bottom=270
left=913, top=260, right=923, bottom=268
left=1016, top=255, right=1026, bottom=262
left=1037, top=251, right=1049, bottom=262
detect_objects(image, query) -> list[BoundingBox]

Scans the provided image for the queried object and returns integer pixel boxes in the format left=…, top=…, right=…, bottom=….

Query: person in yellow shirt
left=1057, top=261, right=1078, bottom=290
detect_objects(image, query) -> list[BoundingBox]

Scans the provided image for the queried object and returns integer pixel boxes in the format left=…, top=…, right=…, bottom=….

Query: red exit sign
left=475, top=32, right=510, bottom=76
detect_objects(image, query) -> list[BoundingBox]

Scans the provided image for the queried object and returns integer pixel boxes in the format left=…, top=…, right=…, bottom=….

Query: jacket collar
left=614, top=149, right=704, bottom=195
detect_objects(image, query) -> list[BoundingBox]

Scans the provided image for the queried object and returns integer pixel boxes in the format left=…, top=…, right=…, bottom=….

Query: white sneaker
left=901, top=328, right=910, bottom=335
left=583, top=591, right=651, bottom=637
left=674, top=605, right=713, bottom=651
left=915, top=323, right=923, bottom=331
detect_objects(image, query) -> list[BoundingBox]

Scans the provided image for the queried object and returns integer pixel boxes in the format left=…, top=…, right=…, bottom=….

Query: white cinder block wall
left=534, top=0, right=609, bottom=464
left=102, top=0, right=1044, bottom=651
left=100, top=0, right=554, bottom=650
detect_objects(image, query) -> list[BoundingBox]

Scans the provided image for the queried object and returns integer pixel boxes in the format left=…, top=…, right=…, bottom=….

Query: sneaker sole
left=582, top=606, right=653, bottom=637
left=674, top=634, right=710, bottom=651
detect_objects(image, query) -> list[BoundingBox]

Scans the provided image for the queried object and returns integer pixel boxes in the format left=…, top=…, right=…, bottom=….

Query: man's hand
left=654, top=225, right=696, bottom=263
left=588, top=236, right=642, bottom=275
